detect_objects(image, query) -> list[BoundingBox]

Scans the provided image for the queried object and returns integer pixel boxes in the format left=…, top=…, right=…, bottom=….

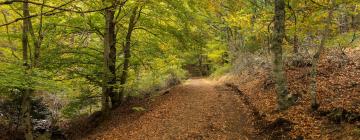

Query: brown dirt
left=81, top=79, right=255, bottom=140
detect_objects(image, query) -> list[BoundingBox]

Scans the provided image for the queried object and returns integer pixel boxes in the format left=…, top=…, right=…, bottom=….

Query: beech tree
left=20, top=1, right=33, bottom=139
left=272, top=0, right=294, bottom=110
left=0, top=0, right=359, bottom=139
left=309, top=0, right=335, bottom=111
left=101, top=0, right=121, bottom=114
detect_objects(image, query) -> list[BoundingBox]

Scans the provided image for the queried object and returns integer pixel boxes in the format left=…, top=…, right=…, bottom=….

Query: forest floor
left=70, top=48, right=359, bottom=140
left=79, top=79, right=259, bottom=140
left=220, top=48, right=360, bottom=139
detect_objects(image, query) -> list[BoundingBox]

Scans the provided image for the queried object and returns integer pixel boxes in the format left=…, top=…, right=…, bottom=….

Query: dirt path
left=83, top=79, right=251, bottom=140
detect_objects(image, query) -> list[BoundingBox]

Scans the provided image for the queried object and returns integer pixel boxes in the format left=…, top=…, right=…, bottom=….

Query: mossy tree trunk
left=119, top=6, right=141, bottom=103
left=21, top=0, right=33, bottom=139
left=310, top=2, right=334, bottom=111
left=102, top=4, right=117, bottom=113
left=272, top=0, right=294, bottom=110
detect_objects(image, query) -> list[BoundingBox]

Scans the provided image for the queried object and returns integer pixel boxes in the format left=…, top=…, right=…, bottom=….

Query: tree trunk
left=27, top=19, right=41, bottom=67
left=119, top=6, right=140, bottom=103
left=102, top=7, right=117, bottom=112
left=20, top=89, right=33, bottom=140
left=310, top=3, right=334, bottom=111
left=272, top=0, right=293, bottom=110
left=26, top=18, right=40, bottom=67
left=293, top=13, right=299, bottom=54
left=287, top=3, right=301, bottom=63
left=350, top=6, right=358, bottom=30
left=339, top=4, right=349, bottom=33
left=21, top=1, right=33, bottom=139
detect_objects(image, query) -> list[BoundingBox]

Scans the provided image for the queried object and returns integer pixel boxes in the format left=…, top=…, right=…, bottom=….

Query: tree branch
left=0, top=0, right=119, bottom=27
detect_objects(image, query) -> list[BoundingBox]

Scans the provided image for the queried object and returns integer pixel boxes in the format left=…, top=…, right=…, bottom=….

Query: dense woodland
left=0, top=0, right=359, bottom=139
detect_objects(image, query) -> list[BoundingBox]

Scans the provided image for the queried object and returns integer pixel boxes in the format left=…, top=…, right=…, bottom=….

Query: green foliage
left=131, top=106, right=146, bottom=112
left=61, top=84, right=100, bottom=119
left=127, top=63, right=187, bottom=97
left=329, top=31, right=360, bottom=48
left=0, top=0, right=360, bottom=134
left=354, top=127, right=360, bottom=136
left=0, top=62, right=65, bottom=92
left=210, top=64, right=232, bottom=78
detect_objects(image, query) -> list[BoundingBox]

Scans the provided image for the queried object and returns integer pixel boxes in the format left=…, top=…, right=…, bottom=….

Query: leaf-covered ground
left=221, top=48, right=360, bottom=139
left=79, top=79, right=259, bottom=140
left=69, top=48, right=359, bottom=140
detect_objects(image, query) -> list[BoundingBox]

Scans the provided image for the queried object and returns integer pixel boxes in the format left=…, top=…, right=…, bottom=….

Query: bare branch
left=0, top=0, right=120, bottom=27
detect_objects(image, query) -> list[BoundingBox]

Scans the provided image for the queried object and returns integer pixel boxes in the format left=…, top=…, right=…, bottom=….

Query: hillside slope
left=221, top=48, right=360, bottom=139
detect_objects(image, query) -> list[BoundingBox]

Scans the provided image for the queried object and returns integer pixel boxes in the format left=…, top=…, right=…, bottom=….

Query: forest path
left=83, top=79, right=250, bottom=140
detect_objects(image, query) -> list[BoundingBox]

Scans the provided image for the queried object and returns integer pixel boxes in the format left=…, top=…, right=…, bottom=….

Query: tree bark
left=21, top=1, right=34, bottom=139
left=339, top=4, right=349, bottom=33
left=102, top=5, right=117, bottom=113
left=350, top=6, right=358, bottom=30
left=27, top=21, right=40, bottom=67
left=118, top=6, right=140, bottom=103
left=272, top=0, right=293, bottom=110
left=292, top=11, right=299, bottom=54
left=310, top=2, right=334, bottom=111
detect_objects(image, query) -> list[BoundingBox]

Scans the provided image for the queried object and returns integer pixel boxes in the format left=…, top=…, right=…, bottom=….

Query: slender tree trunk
left=289, top=3, right=299, bottom=54
left=339, top=4, right=349, bottom=33
left=25, top=0, right=44, bottom=68
left=21, top=1, right=33, bottom=139
left=310, top=3, right=334, bottom=111
left=28, top=22, right=40, bottom=67
left=272, top=0, right=293, bottom=110
left=21, top=89, right=33, bottom=140
left=293, top=14, right=299, bottom=54
left=102, top=7, right=117, bottom=113
left=293, top=34, right=299, bottom=54
left=119, top=6, right=140, bottom=102
left=350, top=6, right=358, bottom=30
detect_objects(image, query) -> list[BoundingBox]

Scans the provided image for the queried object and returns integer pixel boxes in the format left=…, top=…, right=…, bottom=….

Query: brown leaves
left=227, top=49, right=360, bottom=139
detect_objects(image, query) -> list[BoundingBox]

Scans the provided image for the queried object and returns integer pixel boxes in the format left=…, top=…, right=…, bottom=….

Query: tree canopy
left=0, top=0, right=359, bottom=139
